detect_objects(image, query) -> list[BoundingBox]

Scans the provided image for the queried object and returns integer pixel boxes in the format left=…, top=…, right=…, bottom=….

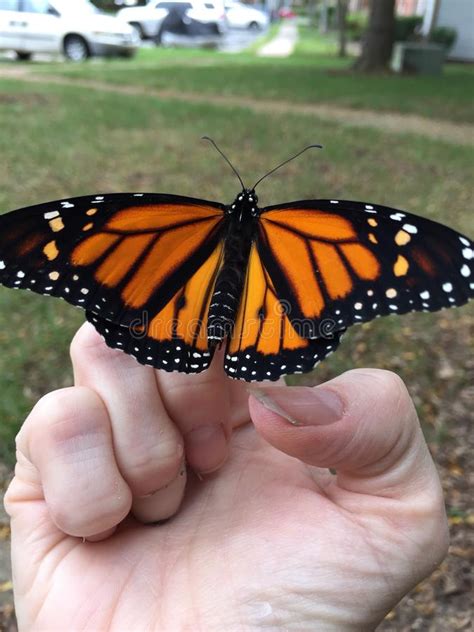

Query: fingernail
left=249, top=386, right=343, bottom=426
left=185, top=424, right=228, bottom=474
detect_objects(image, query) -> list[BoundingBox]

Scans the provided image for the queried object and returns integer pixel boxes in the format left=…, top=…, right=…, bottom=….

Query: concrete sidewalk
left=258, top=21, right=298, bottom=57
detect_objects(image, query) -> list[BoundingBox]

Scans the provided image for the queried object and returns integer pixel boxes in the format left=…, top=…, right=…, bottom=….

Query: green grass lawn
left=0, top=28, right=474, bottom=461
left=27, top=25, right=474, bottom=123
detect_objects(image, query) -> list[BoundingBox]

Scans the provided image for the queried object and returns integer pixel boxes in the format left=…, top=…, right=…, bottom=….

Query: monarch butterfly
left=0, top=140, right=472, bottom=382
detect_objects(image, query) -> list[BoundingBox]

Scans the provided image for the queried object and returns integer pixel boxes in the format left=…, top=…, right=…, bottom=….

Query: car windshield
left=50, top=0, right=99, bottom=15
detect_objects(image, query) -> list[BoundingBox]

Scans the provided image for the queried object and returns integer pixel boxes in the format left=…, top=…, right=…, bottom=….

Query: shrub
left=430, top=26, right=457, bottom=50
left=394, top=15, right=423, bottom=42
left=346, top=11, right=367, bottom=41
left=348, top=13, right=423, bottom=44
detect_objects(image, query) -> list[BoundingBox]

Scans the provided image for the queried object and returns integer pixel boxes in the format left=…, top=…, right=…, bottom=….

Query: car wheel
left=63, top=35, right=90, bottom=62
left=15, top=51, right=32, bottom=61
left=130, top=22, right=145, bottom=40
left=154, top=27, right=163, bottom=45
left=249, top=21, right=261, bottom=30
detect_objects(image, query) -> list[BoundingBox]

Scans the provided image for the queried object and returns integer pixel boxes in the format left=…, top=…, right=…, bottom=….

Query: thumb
left=249, top=368, right=439, bottom=500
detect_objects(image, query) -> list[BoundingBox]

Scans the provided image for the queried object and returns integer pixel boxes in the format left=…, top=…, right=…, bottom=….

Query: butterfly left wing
left=0, top=193, right=227, bottom=374
left=258, top=199, right=474, bottom=338
left=0, top=193, right=225, bottom=326
left=224, top=243, right=345, bottom=381
left=85, top=232, right=224, bottom=373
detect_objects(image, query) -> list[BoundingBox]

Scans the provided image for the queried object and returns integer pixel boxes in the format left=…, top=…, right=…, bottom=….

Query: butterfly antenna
left=252, top=144, right=323, bottom=190
left=202, top=136, right=245, bottom=190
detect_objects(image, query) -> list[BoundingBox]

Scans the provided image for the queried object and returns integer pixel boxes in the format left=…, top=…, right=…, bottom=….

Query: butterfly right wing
left=257, top=199, right=473, bottom=338
left=225, top=243, right=344, bottom=381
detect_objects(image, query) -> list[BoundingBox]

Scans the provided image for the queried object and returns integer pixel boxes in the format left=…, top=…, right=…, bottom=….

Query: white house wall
left=436, top=0, right=474, bottom=61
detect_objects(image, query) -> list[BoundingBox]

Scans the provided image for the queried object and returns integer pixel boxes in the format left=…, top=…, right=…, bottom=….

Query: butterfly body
left=0, top=187, right=472, bottom=382
left=208, top=189, right=258, bottom=344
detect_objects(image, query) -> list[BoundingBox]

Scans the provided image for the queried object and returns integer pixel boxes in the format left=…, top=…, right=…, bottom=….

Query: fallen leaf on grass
left=0, top=525, right=11, bottom=540
left=449, top=546, right=474, bottom=560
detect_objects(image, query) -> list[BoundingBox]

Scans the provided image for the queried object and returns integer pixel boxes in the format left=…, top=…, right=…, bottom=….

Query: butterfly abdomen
left=207, top=215, right=254, bottom=345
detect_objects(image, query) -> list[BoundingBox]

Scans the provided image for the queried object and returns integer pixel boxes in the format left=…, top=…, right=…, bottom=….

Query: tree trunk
left=319, top=0, right=329, bottom=34
left=337, top=0, right=349, bottom=57
left=353, top=0, right=396, bottom=72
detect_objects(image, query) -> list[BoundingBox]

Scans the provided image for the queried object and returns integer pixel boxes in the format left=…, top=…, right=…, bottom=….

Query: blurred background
left=0, top=0, right=473, bottom=629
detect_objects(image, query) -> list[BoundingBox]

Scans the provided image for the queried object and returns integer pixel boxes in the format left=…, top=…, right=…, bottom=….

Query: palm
left=26, top=424, right=405, bottom=631
left=8, top=335, right=448, bottom=631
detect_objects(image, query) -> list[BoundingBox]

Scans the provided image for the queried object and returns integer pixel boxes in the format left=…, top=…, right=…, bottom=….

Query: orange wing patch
left=70, top=207, right=223, bottom=311
left=106, top=204, right=221, bottom=232
left=311, top=242, right=352, bottom=299
left=339, top=243, right=380, bottom=280
left=146, top=242, right=223, bottom=351
left=260, top=209, right=381, bottom=321
left=228, top=244, right=310, bottom=356
left=121, top=218, right=221, bottom=308
left=96, top=234, right=155, bottom=288
left=266, top=210, right=356, bottom=241
left=72, top=233, right=120, bottom=266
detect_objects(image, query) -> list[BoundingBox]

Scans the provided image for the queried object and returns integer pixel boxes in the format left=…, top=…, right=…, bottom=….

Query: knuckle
left=405, top=488, right=450, bottom=564
left=51, top=491, right=130, bottom=537
left=21, top=388, right=78, bottom=447
left=349, top=368, right=411, bottom=411
left=24, top=387, right=107, bottom=462
left=124, top=443, right=184, bottom=496
left=368, top=368, right=408, bottom=400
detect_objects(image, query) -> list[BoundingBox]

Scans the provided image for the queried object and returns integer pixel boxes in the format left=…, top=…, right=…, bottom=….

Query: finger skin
left=249, top=369, right=449, bottom=582
left=131, top=459, right=187, bottom=523
left=249, top=369, right=446, bottom=500
left=71, top=323, right=184, bottom=498
left=6, top=387, right=132, bottom=538
left=157, top=347, right=233, bottom=474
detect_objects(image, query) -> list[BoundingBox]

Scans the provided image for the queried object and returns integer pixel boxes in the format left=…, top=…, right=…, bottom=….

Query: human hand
left=5, top=323, right=449, bottom=631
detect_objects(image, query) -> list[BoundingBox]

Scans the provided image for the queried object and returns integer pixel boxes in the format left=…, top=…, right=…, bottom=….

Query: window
left=156, top=2, right=191, bottom=9
left=21, top=0, right=49, bottom=13
left=0, top=0, right=19, bottom=10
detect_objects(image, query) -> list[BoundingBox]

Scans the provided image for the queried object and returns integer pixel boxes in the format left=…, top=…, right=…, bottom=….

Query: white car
left=224, top=1, right=268, bottom=30
left=118, top=0, right=227, bottom=41
left=0, top=0, right=139, bottom=61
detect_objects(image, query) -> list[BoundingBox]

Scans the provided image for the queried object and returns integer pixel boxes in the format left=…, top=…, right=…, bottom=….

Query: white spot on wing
left=402, top=223, right=417, bottom=234
left=390, top=213, right=405, bottom=221
left=44, top=211, right=60, bottom=220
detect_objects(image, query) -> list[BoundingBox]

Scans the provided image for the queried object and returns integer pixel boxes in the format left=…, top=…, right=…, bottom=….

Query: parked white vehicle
left=0, top=0, right=139, bottom=61
left=224, top=1, right=268, bottom=30
left=118, top=0, right=227, bottom=40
